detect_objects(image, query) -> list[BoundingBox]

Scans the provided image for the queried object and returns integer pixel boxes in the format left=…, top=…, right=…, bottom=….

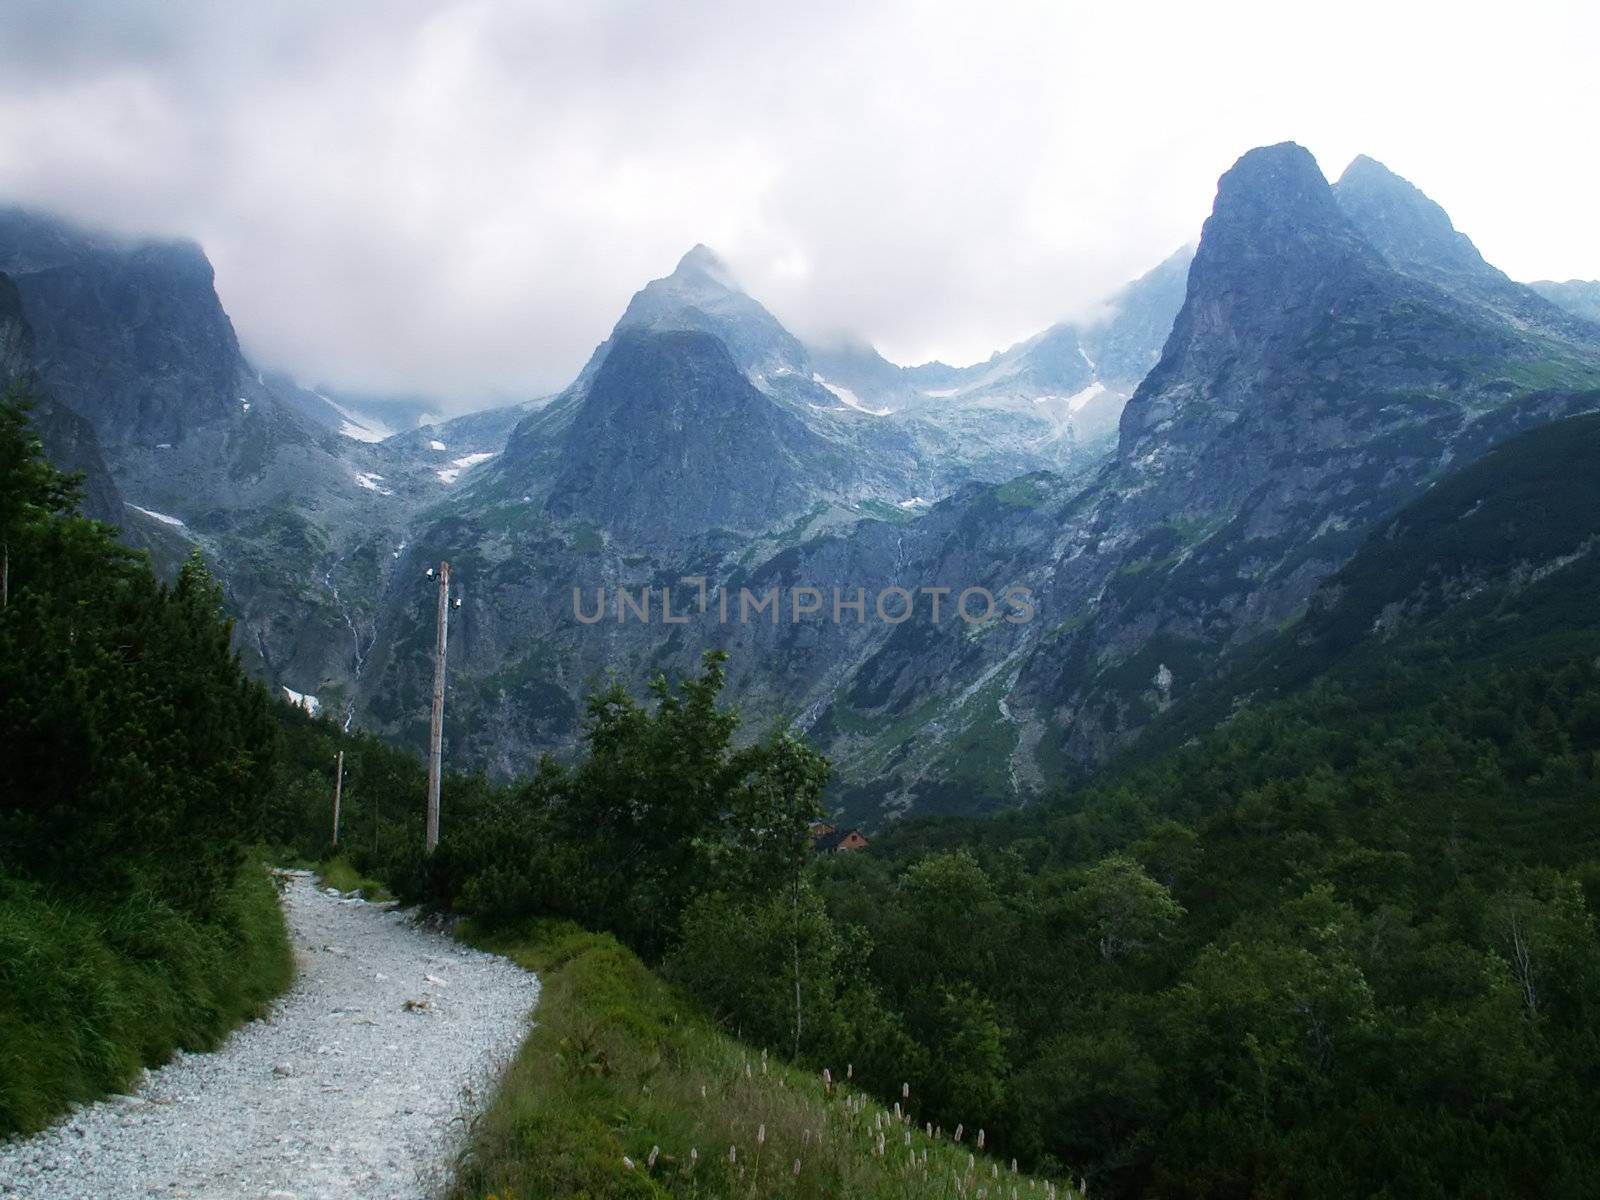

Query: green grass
left=0, top=859, right=293, bottom=1137
left=452, top=921, right=1072, bottom=1200
left=317, top=855, right=394, bottom=901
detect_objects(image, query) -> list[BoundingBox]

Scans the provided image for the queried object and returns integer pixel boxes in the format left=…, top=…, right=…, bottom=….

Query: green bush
left=0, top=861, right=292, bottom=1136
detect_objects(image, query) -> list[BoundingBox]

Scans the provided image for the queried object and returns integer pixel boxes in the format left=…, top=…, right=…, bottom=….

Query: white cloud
left=0, top=0, right=1594, bottom=405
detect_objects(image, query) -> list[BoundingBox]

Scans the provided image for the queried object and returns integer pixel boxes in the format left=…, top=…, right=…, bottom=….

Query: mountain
left=477, top=240, right=1188, bottom=553
left=1529, top=279, right=1600, bottom=326
left=1014, top=144, right=1600, bottom=760
left=814, top=142, right=1600, bottom=817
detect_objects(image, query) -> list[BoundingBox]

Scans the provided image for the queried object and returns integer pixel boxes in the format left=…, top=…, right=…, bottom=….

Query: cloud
left=0, top=0, right=1594, bottom=407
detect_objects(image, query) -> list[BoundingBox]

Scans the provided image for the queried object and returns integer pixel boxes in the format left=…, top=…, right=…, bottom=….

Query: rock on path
left=0, top=870, right=541, bottom=1199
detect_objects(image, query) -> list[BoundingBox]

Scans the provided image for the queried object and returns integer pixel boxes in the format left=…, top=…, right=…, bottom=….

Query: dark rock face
left=0, top=271, right=31, bottom=381
left=1077, top=245, right=1195, bottom=395
left=1, top=269, right=125, bottom=525
left=548, top=329, right=853, bottom=541
left=0, top=208, right=244, bottom=447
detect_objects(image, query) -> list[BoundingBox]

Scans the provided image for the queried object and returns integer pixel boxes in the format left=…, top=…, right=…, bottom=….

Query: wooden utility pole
left=425, top=560, right=450, bottom=853
left=332, top=750, right=344, bottom=846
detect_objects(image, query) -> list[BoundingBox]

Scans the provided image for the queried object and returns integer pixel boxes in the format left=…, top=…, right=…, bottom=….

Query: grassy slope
left=452, top=921, right=1072, bottom=1200
left=0, top=860, right=293, bottom=1136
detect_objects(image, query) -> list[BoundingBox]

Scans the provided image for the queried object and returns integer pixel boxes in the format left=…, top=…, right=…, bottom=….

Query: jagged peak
left=670, top=243, right=738, bottom=290
left=1208, top=142, right=1342, bottom=228
left=1333, top=152, right=1491, bottom=278
left=1335, top=153, right=1453, bottom=222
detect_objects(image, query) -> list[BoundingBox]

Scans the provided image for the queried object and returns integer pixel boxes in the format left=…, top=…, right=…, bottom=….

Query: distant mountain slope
left=10, top=142, right=1596, bottom=826
left=1123, top=403, right=1600, bottom=771
left=1529, top=279, right=1600, bottom=326
left=810, top=244, right=1194, bottom=443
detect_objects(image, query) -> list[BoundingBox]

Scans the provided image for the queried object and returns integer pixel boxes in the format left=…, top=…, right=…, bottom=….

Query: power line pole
left=331, top=749, right=344, bottom=847
left=425, top=560, right=450, bottom=854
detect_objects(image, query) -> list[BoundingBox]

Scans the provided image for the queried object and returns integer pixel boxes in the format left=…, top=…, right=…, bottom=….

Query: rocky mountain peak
left=1332, top=155, right=1598, bottom=345
left=1117, top=143, right=1378, bottom=456
left=1333, top=153, right=1488, bottom=278
left=1203, top=142, right=1356, bottom=249
left=671, top=243, right=737, bottom=287
left=547, top=327, right=847, bottom=541
left=609, top=244, right=808, bottom=380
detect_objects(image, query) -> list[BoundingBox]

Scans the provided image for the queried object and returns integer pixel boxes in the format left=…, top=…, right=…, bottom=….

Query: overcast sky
left=0, top=0, right=1595, bottom=407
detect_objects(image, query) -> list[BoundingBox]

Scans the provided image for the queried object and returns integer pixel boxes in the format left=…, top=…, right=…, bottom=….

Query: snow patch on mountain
left=1066, top=382, right=1106, bottom=412
left=812, top=373, right=891, bottom=416
left=281, top=687, right=320, bottom=716
left=321, top=395, right=396, bottom=443
left=436, top=451, right=496, bottom=484
left=125, top=503, right=187, bottom=528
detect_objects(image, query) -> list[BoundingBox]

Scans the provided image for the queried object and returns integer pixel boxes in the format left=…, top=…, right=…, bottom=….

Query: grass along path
left=452, top=922, right=1076, bottom=1200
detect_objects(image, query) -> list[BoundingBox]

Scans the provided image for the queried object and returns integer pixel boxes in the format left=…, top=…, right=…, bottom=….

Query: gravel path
left=0, top=871, right=541, bottom=1200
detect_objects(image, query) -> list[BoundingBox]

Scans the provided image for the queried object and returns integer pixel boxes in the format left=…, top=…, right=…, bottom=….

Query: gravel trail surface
left=0, top=870, right=540, bottom=1199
